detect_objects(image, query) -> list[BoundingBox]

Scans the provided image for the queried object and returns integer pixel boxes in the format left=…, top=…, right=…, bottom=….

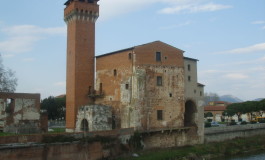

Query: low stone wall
left=0, top=128, right=134, bottom=144
left=0, top=141, right=121, bottom=160
left=142, top=127, right=202, bottom=149
left=0, top=128, right=134, bottom=160
left=204, top=123, right=265, bottom=143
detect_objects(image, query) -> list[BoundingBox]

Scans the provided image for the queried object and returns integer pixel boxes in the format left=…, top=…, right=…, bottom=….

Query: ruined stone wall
left=75, top=105, right=112, bottom=132
left=0, top=93, right=41, bottom=134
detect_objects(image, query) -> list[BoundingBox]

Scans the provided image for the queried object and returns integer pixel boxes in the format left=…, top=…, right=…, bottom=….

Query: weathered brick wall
left=95, top=41, right=186, bottom=131
left=96, top=49, right=133, bottom=129
left=0, top=142, right=110, bottom=160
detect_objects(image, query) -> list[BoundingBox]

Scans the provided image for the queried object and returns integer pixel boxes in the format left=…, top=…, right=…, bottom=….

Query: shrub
left=42, top=135, right=77, bottom=143
left=207, top=119, right=212, bottom=122
left=128, top=132, right=143, bottom=150
left=250, top=121, right=257, bottom=124
left=230, top=121, right=237, bottom=125
left=241, top=121, right=247, bottom=125
left=205, top=122, right=211, bottom=128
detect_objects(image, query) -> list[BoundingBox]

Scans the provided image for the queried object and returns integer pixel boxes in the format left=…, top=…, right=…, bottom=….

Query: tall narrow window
left=188, top=76, right=191, bottom=82
left=156, top=52, right=161, bottom=62
left=128, top=53, right=132, bottom=60
left=157, top=110, right=163, bottom=120
left=188, top=64, right=191, bottom=71
left=114, top=69, right=117, bottom=76
left=157, top=76, right=162, bottom=86
left=125, top=84, right=129, bottom=90
left=99, top=83, right=103, bottom=93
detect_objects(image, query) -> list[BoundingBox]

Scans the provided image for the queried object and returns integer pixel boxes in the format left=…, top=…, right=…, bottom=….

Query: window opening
left=156, top=52, right=161, bottom=62
left=157, top=110, right=163, bottom=120
left=157, top=76, right=162, bottom=86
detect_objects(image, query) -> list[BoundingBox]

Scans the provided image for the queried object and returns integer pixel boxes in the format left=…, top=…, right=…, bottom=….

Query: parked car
left=211, top=121, right=219, bottom=127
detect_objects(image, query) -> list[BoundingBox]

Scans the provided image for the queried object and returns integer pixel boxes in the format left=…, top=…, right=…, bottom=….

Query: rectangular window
left=157, top=76, right=162, bottom=86
left=125, top=84, right=129, bottom=89
left=157, top=110, right=163, bottom=120
left=156, top=52, right=161, bottom=62
left=188, top=76, right=191, bottom=81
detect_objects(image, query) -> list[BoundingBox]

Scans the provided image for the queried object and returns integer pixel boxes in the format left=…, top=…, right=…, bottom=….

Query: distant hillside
left=252, top=98, right=265, bottom=101
left=220, top=95, right=243, bottom=103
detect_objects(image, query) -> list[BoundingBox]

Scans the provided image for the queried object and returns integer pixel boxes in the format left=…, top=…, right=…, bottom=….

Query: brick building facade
left=64, top=0, right=204, bottom=144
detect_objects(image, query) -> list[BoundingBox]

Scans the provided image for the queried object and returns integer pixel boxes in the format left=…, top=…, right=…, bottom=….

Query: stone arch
left=81, top=119, right=89, bottom=131
left=184, top=100, right=197, bottom=127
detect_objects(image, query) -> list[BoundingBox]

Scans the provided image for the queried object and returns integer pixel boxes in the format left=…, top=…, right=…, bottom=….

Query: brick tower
left=64, top=0, right=99, bottom=132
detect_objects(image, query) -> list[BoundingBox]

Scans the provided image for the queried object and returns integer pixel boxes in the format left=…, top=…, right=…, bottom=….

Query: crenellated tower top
left=64, top=0, right=99, bottom=24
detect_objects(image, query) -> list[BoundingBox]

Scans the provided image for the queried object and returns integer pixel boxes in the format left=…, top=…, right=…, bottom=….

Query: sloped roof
left=96, top=41, right=185, bottom=58
left=204, top=106, right=226, bottom=111
left=184, top=57, right=198, bottom=61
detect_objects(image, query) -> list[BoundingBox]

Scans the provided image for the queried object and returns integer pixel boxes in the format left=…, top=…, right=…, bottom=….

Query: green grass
left=0, top=132, right=16, bottom=136
left=117, top=135, right=265, bottom=160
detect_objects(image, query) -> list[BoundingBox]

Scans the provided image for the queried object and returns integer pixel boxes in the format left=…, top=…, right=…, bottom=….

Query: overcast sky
left=0, top=0, right=264, bottom=101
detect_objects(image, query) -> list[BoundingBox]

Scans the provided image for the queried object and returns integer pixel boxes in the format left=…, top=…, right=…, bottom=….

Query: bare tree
left=204, top=92, right=220, bottom=104
left=0, top=54, right=17, bottom=92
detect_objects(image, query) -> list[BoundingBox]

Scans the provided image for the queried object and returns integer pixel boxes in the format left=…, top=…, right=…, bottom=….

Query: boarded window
left=157, top=110, right=163, bottom=120
left=156, top=52, right=161, bottom=62
left=157, top=76, right=162, bottom=86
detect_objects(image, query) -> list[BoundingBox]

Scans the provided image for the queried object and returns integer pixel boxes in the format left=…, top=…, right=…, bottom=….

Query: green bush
left=259, top=120, right=265, bottom=123
left=128, top=131, right=143, bottom=150
left=241, top=121, right=247, bottom=125
left=42, top=135, right=77, bottom=143
left=230, top=121, right=237, bottom=125
left=205, top=122, right=211, bottom=128
left=207, top=119, right=212, bottom=122
left=250, top=120, right=257, bottom=124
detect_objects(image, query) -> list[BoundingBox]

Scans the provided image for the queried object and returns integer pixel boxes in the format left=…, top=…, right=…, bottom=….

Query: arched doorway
left=184, top=100, right=197, bottom=127
left=81, top=119, right=89, bottom=131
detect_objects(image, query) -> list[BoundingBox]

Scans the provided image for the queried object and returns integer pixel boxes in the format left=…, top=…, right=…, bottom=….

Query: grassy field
left=117, top=135, right=265, bottom=160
